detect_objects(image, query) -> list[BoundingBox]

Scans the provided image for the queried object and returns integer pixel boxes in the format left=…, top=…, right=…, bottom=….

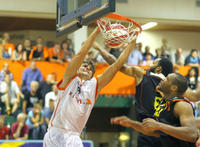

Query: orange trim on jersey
left=94, top=77, right=99, bottom=103
left=57, top=75, right=77, bottom=90
left=196, top=136, right=200, bottom=147
left=51, top=98, right=61, bottom=127
left=45, top=142, right=47, bottom=147
left=172, top=99, right=192, bottom=105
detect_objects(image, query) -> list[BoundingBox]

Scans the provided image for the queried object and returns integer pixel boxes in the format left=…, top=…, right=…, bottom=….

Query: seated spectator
left=23, top=81, right=42, bottom=113
left=26, top=103, right=46, bottom=139
left=44, top=83, right=58, bottom=108
left=21, top=61, right=43, bottom=94
left=39, top=74, right=56, bottom=105
left=142, top=45, right=154, bottom=60
left=32, top=36, right=48, bottom=51
left=185, top=68, right=200, bottom=90
left=0, top=115, right=9, bottom=140
left=23, top=39, right=32, bottom=61
left=0, top=62, right=13, bottom=81
left=66, top=38, right=74, bottom=54
left=172, top=48, right=184, bottom=66
left=0, top=74, right=21, bottom=115
left=48, top=43, right=64, bottom=64
left=185, top=49, right=200, bottom=67
left=142, top=53, right=154, bottom=66
left=44, top=99, right=54, bottom=128
left=2, top=32, right=15, bottom=59
left=12, top=43, right=26, bottom=61
left=185, top=49, right=200, bottom=77
left=29, top=43, right=49, bottom=61
left=61, top=40, right=73, bottom=62
left=11, top=113, right=29, bottom=140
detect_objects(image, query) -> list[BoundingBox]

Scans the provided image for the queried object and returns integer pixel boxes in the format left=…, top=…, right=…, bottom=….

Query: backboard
left=56, top=0, right=116, bottom=37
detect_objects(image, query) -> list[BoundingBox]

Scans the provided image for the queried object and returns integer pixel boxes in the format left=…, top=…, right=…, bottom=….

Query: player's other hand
left=142, top=118, right=160, bottom=131
left=110, top=116, right=131, bottom=127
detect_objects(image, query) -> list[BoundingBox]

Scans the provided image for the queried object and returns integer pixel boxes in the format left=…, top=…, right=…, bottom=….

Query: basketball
left=104, top=23, right=129, bottom=48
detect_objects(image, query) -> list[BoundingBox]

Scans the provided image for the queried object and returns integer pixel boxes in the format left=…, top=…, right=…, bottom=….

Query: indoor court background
left=0, top=0, right=200, bottom=147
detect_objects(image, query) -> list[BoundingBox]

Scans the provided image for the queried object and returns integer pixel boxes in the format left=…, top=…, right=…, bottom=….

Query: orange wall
left=0, top=60, right=193, bottom=96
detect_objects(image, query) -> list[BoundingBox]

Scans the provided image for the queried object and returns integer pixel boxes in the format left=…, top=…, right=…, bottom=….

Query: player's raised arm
left=97, top=38, right=137, bottom=93
left=59, top=28, right=100, bottom=87
left=93, top=42, right=144, bottom=85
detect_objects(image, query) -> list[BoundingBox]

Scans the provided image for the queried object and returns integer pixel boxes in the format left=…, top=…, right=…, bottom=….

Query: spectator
left=21, top=61, right=43, bottom=94
left=23, top=39, right=32, bottom=60
left=48, top=43, right=64, bottom=64
left=185, top=49, right=200, bottom=78
left=185, top=68, right=200, bottom=90
left=39, top=74, right=56, bottom=105
left=0, top=116, right=9, bottom=140
left=172, top=48, right=184, bottom=66
left=0, top=62, right=13, bottom=81
left=143, top=45, right=154, bottom=60
left=161, top=38, right=171, bottom=55
left=29, top=44, right=49, bottom=61
left=26, top=103, right=45, bottom=139
left=127, top=43, right=143, bottom=65
left=66, top=38, right=74, bottom=54
left=44, top=99, right=54, bottom=128
left=32, top=36, right=48, bottom=51
left=12, top=43, right=26, bottom=61
left=161, top=46, right=170, bottom=60
left=11, top=113, right=29, bottom=140
left=44, top=83, right=58, bottom=108
left=0, top=74, right=21, bottom=115
left=22, top=81, right=42, bottom=113
left=137, top=42, right=143, bottom=53
left=185, top=49, right=200, bottom=66
left=2, top=32, right=15, bottom=59
left=155, top=48, right=162, bottom=59
left=142, top=53, right=154, bottom=66
left=61, top=40, right=74, bottom=62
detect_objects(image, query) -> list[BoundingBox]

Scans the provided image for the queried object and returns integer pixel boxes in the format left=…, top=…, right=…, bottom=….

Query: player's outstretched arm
left=110, top=116, right=160, bottom=137
left=184, top=88, right=200, bottom=102
left=59, top=28, right=100, bottom=87
left=97, top=38, right=136, bottom=93
left=142, top=101, right=198, bottom=143
left=93, top=42, right=144, bottom=85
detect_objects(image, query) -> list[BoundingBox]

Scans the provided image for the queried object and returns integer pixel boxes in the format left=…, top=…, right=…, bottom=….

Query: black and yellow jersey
left=154, top=97, right=196, bottom=147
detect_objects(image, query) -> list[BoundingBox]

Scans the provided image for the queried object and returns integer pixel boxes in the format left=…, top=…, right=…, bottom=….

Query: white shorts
left=43, top=127, right=83, bottom=147
left=1, top=94, right=17, bottom=104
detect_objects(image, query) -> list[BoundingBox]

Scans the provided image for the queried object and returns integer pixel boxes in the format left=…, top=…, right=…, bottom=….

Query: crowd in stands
left=0, top=32, right=200, bottom=140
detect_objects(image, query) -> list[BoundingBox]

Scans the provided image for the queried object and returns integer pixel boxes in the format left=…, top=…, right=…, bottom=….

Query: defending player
left=43, top=27, right=137, bottom=147
left=93, top=42, right=173, bottom=147
left=112, top=73, right=198, bottom=147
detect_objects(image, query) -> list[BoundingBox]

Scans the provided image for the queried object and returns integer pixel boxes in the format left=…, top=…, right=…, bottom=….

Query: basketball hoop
left=97, top=13, right=142, bottom=48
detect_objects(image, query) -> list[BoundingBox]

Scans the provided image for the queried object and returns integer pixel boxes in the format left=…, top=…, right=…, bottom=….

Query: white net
left=97, top=15, right=141, bottom=48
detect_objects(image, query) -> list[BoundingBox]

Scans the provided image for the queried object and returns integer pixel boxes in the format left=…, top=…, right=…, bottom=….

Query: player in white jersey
left=43, top=27, right=138, bottom=147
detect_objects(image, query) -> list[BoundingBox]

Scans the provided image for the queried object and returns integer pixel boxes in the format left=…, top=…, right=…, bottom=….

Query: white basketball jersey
left=48, top=76, right=98, bottom=134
